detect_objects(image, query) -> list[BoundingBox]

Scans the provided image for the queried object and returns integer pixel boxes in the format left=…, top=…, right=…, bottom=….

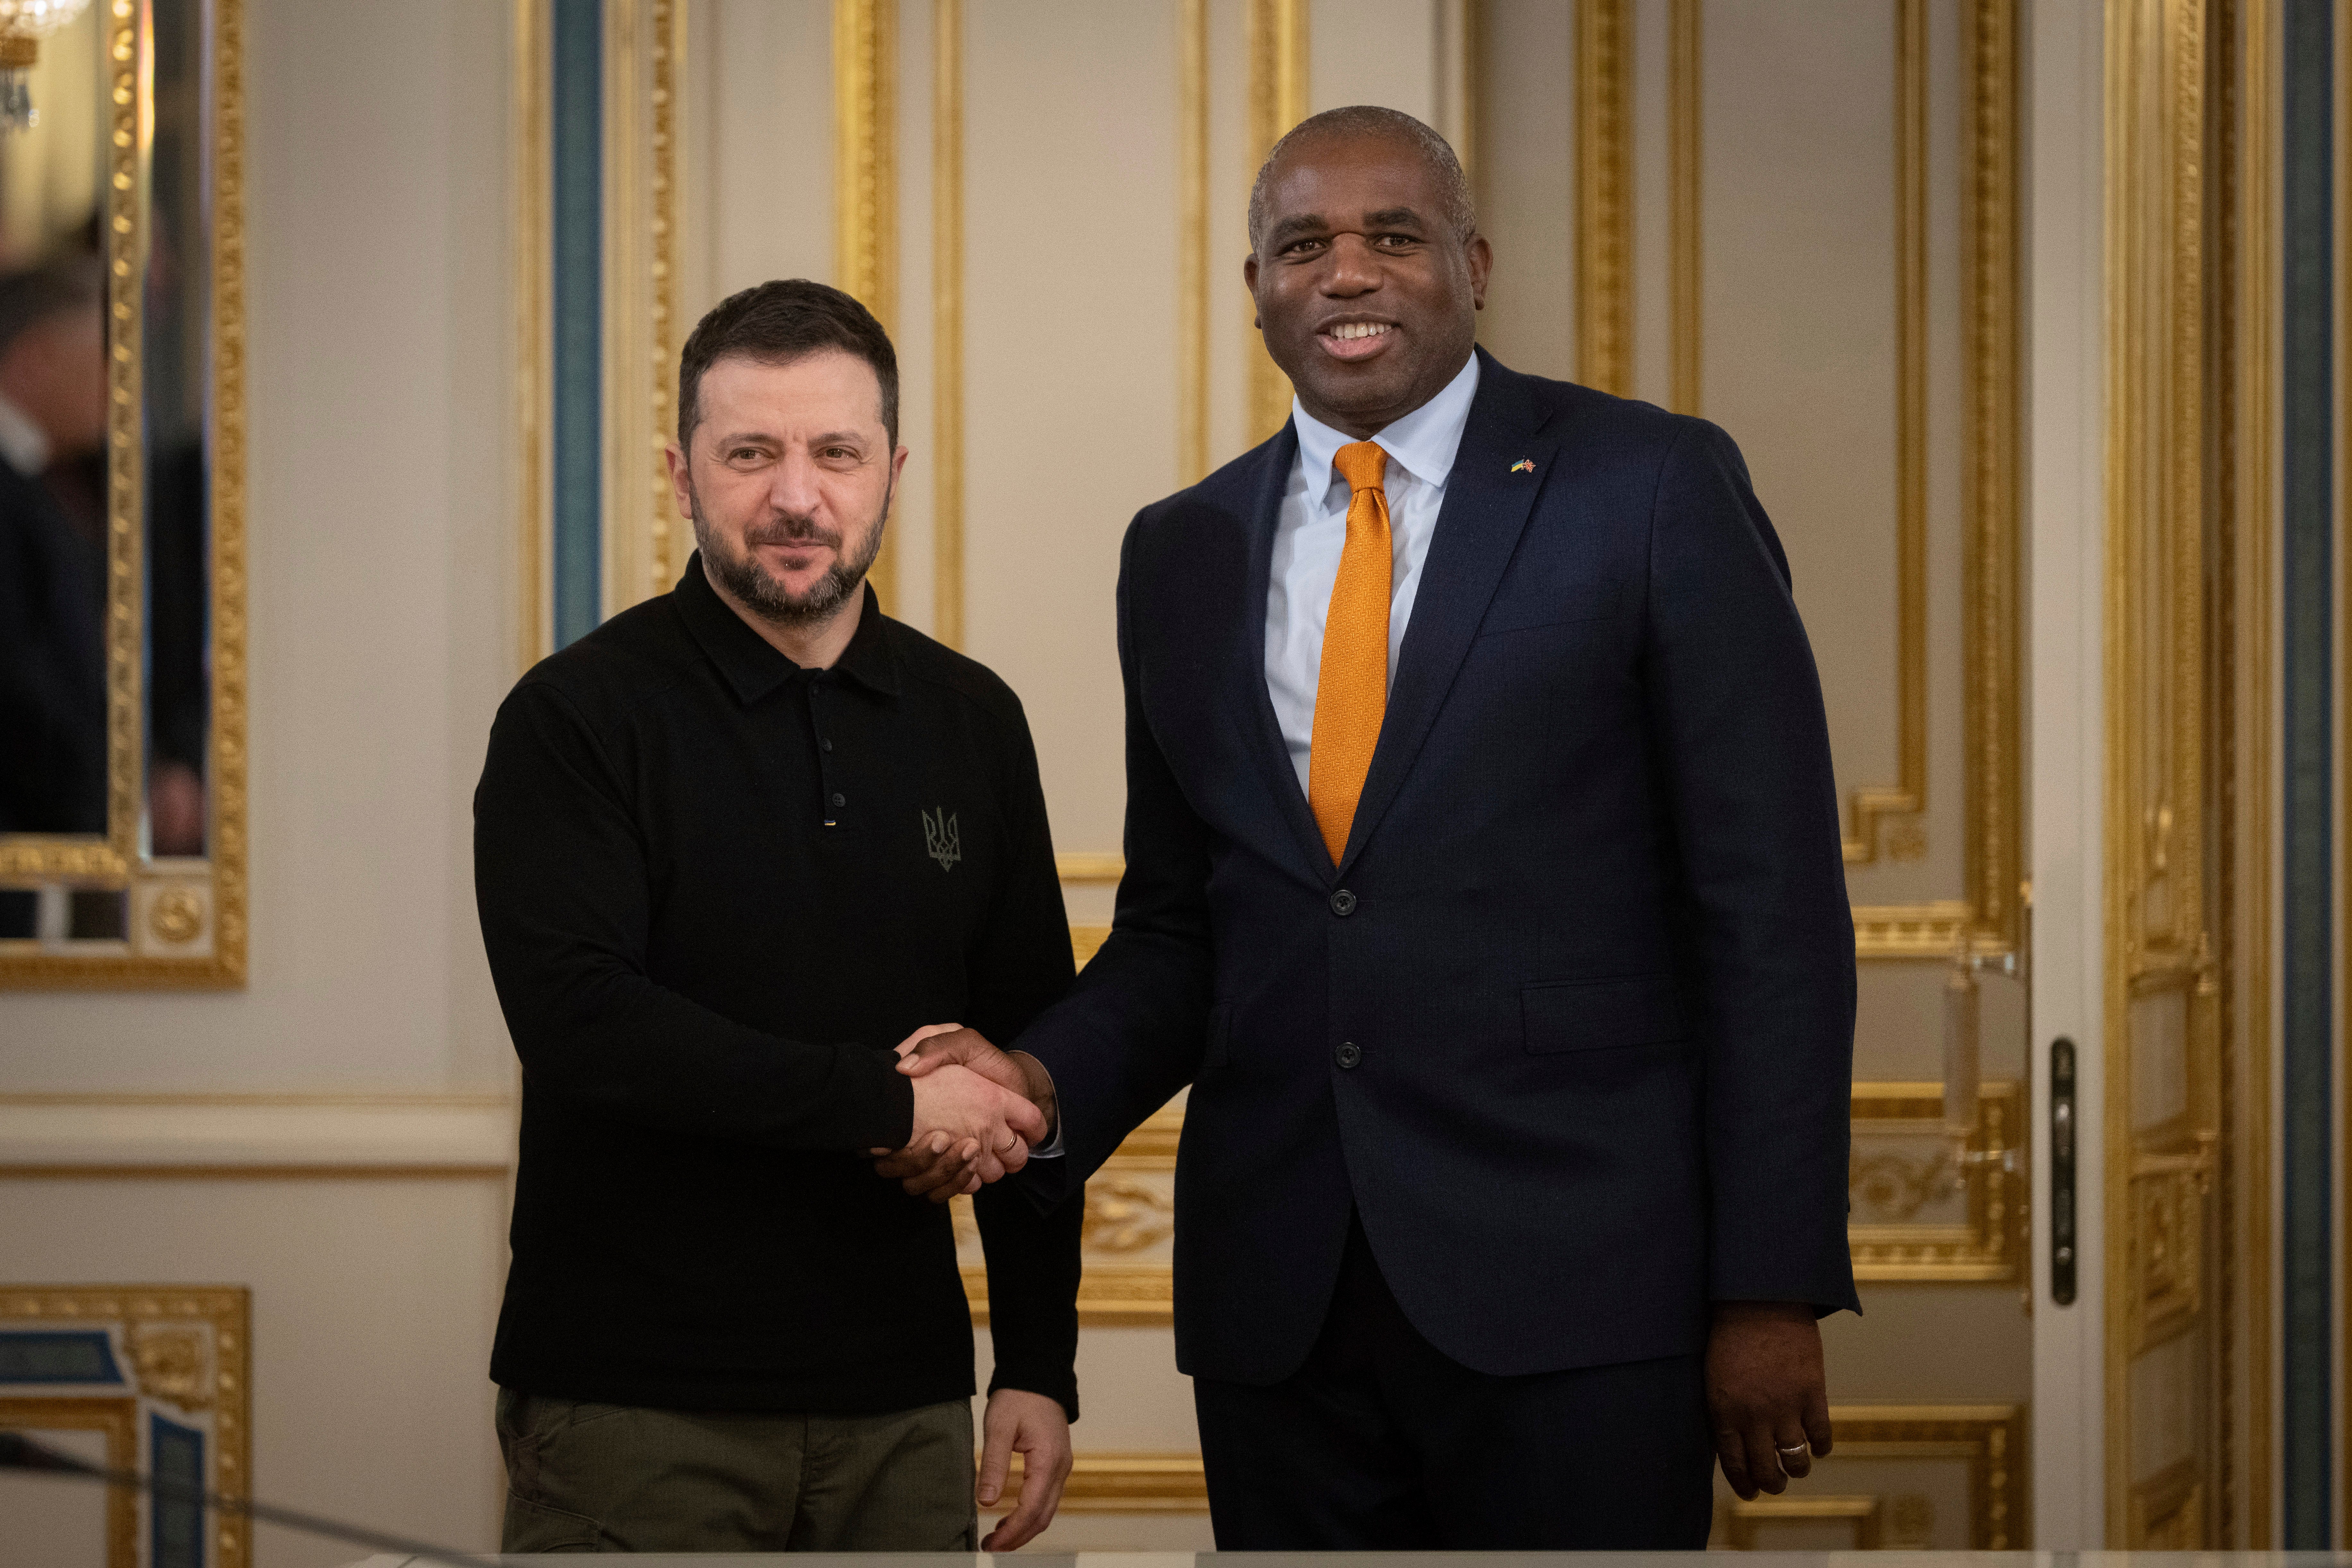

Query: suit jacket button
left=1329, top=889, right=1357, bottom=916
left=1335, top=1042, right=1362, bottom=1069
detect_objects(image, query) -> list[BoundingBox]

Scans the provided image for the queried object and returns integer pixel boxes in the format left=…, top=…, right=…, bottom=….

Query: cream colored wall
left=0, top=1, right=518, bottom=1561
left=1473, top=0, right=1576, bottom=379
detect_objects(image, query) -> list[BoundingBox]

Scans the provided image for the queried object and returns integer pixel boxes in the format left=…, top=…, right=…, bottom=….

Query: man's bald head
left=1247, top=105, right=1476, bottom=256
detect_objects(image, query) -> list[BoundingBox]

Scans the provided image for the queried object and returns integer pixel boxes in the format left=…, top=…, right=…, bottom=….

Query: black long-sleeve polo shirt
left=475, top=553, right=1081, bottom=1418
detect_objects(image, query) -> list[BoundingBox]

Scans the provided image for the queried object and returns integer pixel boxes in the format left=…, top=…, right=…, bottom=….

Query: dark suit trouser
left=1192, top=1216, right=1715, bottom=1549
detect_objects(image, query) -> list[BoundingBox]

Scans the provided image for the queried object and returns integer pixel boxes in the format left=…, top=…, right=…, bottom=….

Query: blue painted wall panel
left=551, top=0, right=602, bottom=649
left=0, top=1330, right=124, bottom=1384
left=2280, top=0, right=2334, bottom=1547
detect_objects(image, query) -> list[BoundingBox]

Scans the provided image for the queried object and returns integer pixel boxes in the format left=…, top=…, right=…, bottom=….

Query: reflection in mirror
left=0, top=5, right=111, bottom=889
left=0, top=0, right=240, bottom=978
left=145, top=0, right=209, bottom=860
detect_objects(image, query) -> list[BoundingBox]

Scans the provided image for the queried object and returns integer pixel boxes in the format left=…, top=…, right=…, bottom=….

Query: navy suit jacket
left=1019, top=349, right=1860, bottom=1386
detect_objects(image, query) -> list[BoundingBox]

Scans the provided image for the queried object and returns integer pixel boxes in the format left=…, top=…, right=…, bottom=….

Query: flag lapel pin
left=1508, top=457, right=1536, bottom=474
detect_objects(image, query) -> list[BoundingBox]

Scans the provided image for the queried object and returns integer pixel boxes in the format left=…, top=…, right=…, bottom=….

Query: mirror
left=0, top=0, right=243, bottom=984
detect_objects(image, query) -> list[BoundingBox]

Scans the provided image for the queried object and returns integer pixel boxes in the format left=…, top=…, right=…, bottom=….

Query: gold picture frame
left=0, top=0, right=247, bottom=988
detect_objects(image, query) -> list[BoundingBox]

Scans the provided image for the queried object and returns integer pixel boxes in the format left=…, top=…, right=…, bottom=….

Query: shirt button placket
left=811, top=678, right=839, bottom=828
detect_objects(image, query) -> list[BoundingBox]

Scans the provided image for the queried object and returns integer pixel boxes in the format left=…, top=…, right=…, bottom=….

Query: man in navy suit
left=886, top=105, right=1859, bottom=1548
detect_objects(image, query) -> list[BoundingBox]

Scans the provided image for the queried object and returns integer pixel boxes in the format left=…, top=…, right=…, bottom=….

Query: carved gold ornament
left=148, top=887, right=203, bottom=945
left=127, top=1321, right=211, bottom=1411
left=1080, top=1178, right=1174, bottom=1255
left=1850, top=1148, right=1957, bottom=1223
left=1849, top=1082, right=2022, bottom=1282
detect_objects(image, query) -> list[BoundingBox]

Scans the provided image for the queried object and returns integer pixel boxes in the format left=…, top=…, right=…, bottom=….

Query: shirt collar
left=0, top=392, right=51, bottom=476
left=673, top=551, right=902, bottom=705
left=1290, top=350, right=1481, bottom=507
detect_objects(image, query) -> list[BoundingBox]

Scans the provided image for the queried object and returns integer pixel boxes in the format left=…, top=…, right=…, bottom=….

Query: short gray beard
left=689, top=476, right=891, bottom=628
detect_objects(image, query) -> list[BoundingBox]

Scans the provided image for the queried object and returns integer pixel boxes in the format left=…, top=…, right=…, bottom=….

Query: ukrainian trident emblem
left=922, top=807, right=962, bottom=871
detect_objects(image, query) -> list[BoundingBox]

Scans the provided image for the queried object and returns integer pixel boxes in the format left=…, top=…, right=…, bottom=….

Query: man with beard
left=888, top=107, right=1857, bottom=1547
left=473, top=279, right=1080, bottom=1553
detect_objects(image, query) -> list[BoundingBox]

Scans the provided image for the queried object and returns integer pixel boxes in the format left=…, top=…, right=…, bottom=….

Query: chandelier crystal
left=0, top=0, right=96, bottom=132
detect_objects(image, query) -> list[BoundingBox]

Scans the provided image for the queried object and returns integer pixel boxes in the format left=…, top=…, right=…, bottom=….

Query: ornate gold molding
left=2127, top=1454, right=2205, bottom=1548
left=1849, top=1081, right=2022, bottom=1282
left=2102, top=0, right=2217, bottom=1540
left=833, top=0, right=896, bottom=611
left=1177, top=0, right=1210, bottom=484
left=0, top=1286, right=251, bottom=1568
left=1667, top=0, right=1701, bottom=414
left=0, top=0, right=248, bottom=987
left=1963, top=0, right=2023, bottom=950
left=101, top=0, right=144, bottom=887
left=962, top=1104, right=1181, bottom=1325
left=931, top=0, right=965, bottom=645
left=1830, top=1403, right=2025, bottom=1549
left=1850, top=0, right=2022, bottom=957
left=0, top=1396, right=138, bottom=1566
left=995, top=1452, right=1208, bottom=1513
left=1723, top=1495, right=1882, bottom=1550
left=960, top=1104, right=1179, bottom=1325
left=964, top=1259, right=1172, bottom=1328
left=1574, top=0, right=1629, bottom=396
left=601, top=0, right=687, bottom=615
left=1056, top=852, right=1126, bottom=883
left=1835, top=0, right=1930, bottom=869
left=206, top=0, right=251, bottom=987
left=1244, top=0, right=1308, bottom=445
left=1855, top=899, right=1991, bottom=959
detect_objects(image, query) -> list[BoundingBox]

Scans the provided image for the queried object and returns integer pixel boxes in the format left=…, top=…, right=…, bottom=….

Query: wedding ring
left=1777, top=1444, right=1810, bottom=1460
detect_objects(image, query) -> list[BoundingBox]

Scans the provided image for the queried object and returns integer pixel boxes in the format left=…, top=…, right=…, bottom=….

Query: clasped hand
left=867, top=1024, right=1057, bottom=1202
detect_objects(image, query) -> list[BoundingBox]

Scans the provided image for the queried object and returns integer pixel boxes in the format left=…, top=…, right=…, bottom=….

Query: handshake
left=866, top=1024, right=1059, bottom=1203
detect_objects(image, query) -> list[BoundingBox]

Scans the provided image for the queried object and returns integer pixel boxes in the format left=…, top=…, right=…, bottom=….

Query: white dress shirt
left=1028, top=355, right=1481, bottom=1163
left=1264, top=352, right=1481, bottom=794
left=0, top=391, right=52, bottom=477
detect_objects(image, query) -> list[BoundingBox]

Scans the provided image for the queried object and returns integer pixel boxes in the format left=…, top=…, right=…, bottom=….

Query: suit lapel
left=1231, top=422, right=1336, bottom=882
left=1337, top=354, right=1558, bottom=875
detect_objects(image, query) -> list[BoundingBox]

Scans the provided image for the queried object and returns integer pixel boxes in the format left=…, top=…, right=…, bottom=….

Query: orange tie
left=1308, top=441, right=1392, bottom=864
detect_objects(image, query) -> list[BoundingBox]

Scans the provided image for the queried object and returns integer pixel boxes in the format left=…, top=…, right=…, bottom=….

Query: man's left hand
left=1705, top=1300, right=1832, bottom=1499
left=976, top=1387, right=1072, bottom=1551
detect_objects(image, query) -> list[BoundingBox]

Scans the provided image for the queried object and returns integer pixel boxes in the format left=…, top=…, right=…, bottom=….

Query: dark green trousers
left=495, top=1387, right=979, bottom=1553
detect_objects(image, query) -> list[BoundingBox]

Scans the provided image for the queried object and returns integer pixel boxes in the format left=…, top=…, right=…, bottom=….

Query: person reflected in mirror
left=0, top=258, right=109, bottom=838
left=143, top=165, right=213, bottom=856
left=143, top=436, right=209, bottom=856
left=474, top=281, right=1079, bottom=1555
left=884, top=107, right=1858, bottom=1550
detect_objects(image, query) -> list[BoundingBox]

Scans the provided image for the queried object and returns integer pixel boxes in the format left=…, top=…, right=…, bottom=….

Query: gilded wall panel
left=1474, top=0, right=2023, bottom=960
left=0, top=1286, right=251, bottom=1568
left=2100, top=0, right=2222, bottom=1541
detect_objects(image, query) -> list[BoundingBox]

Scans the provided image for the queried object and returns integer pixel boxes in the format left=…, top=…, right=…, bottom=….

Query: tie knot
left=1333, top=440, right=1388, bottom=495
